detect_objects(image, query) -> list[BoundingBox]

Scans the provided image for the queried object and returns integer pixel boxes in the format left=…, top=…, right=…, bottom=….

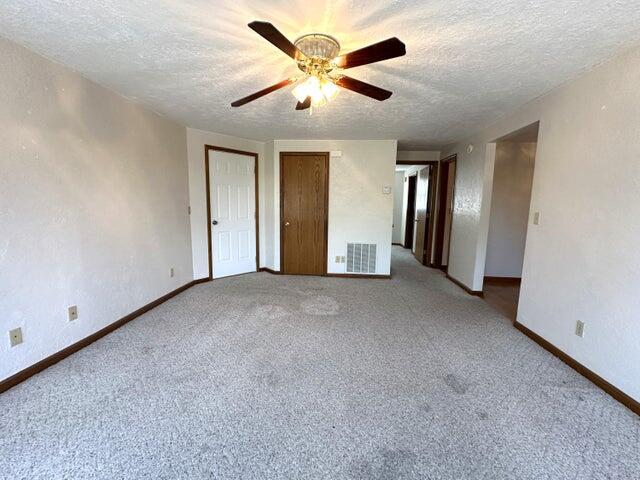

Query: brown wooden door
left=441, top=159, right=456, bottom=268
left=413, top=166, right=430, bottom=263
left=404, top=175, right=417, bottom=249
left=280, top=153, right=329, bottom=275
left=433, top=156, right=457, bottom=271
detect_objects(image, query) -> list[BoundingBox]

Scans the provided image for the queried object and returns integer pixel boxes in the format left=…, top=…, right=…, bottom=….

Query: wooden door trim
left=424, top=161, right=439, bottom=265
left=279, top=152, right=330, bottom=276
left=433, top=155, right=457, bottom=270
left=204, top=145, right=260, bottom=280
left=438, top=153, right=458, bottom=275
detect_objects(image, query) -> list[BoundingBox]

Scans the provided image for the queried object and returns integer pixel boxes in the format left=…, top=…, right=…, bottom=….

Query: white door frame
left=205, top=145, right=259, bottom=279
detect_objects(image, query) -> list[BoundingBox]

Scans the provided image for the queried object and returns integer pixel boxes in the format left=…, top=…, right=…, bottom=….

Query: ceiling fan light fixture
left=292, top=75, right=339, bottom=107
left=321, top=78, right=340, bottom=102
left=292, top=78, right=311, bottom=103
left=232, top=21, right=406, bottom=110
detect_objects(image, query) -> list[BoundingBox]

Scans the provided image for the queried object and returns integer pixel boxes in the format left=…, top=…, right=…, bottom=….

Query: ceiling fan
left=231, top=21, right=406, bottom=111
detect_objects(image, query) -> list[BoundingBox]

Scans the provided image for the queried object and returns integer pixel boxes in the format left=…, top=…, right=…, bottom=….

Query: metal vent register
left=346, top=243, right=377, bottom=274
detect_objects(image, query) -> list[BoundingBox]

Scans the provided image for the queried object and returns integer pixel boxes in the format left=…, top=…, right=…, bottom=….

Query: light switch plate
left=533, top=211, right=541, bottom=225
left=575, top=320, right=585, bottom=338
left=68, top=305, right=78, bottom=321
left=9, top=327, right=23, bottom=347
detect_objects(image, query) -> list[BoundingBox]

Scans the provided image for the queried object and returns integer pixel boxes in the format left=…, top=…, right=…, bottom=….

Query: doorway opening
left=392, top=161, right=438, bottom=265
left=482, top=122, right=539, bottom=322
left=205, top=145, right=259, bottom=280
left=433, top=155, right=457, bottom=272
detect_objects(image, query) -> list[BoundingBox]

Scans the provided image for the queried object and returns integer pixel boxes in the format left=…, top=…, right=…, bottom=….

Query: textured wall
left=396, top=151, right=440, bottom=162
left=443, top=45, right=640, bottom=401
left=185, top=128, right=266, bottom=278
left=0, top=38, right=193, bottom=381
left=485, top=142, right=536, bottom=277
left=272, top=140, right=398, bottom=275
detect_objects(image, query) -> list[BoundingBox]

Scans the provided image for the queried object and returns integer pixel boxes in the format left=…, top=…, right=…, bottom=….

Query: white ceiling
left=2, top=1, right=640, bottom=149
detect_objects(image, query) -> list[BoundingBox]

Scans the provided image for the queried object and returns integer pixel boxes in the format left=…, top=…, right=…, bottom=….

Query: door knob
left=284, top=221, right=290, bottom=227
left=212, top=220, right=218, bottom=225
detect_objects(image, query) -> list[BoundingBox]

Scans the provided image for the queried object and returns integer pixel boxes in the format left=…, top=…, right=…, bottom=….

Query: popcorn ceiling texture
left=1, top=1, right=640, bottom=148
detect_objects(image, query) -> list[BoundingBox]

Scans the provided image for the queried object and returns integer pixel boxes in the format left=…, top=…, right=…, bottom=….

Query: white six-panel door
left=209, top=150, right=257, bottom=278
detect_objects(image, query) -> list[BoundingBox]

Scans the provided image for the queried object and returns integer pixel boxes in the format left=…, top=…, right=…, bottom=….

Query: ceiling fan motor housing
left=294, top=33, right=340, bottom=59
left=294, top=34, right=341, bottom=74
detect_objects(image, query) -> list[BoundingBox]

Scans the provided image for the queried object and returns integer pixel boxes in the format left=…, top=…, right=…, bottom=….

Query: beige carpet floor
left=1, top=246, right=638, bottom=479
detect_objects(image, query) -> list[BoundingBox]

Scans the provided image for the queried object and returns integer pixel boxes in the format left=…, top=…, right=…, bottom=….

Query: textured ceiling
left=2, top=1, right=640, bottom=149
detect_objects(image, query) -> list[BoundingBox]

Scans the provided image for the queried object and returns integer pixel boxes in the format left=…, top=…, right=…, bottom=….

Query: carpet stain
left=253, top=304, right=289, bottom=319
left=301, top=295, right=339, bottom=315
left=351, top=448, right=418, bottom=479
left=255, top=370, right=281, bottom=388
left=443, top=374, right=468, bottom=395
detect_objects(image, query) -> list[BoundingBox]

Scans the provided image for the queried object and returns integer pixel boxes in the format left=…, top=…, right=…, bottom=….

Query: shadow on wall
left=2, top=50, right=189, bottom=318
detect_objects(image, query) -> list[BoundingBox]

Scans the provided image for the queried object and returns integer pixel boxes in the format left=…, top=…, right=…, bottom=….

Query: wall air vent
left=346, top=243, right=377, bottom=274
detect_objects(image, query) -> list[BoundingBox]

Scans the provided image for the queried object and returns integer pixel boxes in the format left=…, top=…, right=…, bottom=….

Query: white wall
left=0, top=38, right=193, bottom=382
left=397, top=151, right=440, bottom=161
left=185, top=128, right=267, bottom=278
left=262, top=140, right=276, bottom=269
left=443, top=45, right=640, bottom=401
left=271, top=140, right=398, bottom=275
left=485, top=142, right=536, bottom=277
left=392, top=171, right=405, bottom=244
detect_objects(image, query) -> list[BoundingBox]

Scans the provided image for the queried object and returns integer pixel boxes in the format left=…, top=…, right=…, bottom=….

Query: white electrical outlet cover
left=9, top=327, right=23, bottom=347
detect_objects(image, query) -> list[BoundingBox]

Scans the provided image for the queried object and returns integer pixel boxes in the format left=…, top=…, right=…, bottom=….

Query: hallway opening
left=482, top=122, right=539, bottom=321
left=392, top=161, right=437, bottom=267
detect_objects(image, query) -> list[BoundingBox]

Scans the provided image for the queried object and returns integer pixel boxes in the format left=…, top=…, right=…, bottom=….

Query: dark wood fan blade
left=295, top=96, right=311, bottom=110
left=248, top=21, right=303, bottom=60
left=231, top=79, right=295, bottom=107
left=334, top=37, right=406, bottom=69
left=335, top=76, right=392, bottom=101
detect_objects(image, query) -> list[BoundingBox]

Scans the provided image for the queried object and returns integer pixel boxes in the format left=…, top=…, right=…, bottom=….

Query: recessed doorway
left=482, top=122, right=539, bottom=322
left=393, top=161, right=438, bottom=265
